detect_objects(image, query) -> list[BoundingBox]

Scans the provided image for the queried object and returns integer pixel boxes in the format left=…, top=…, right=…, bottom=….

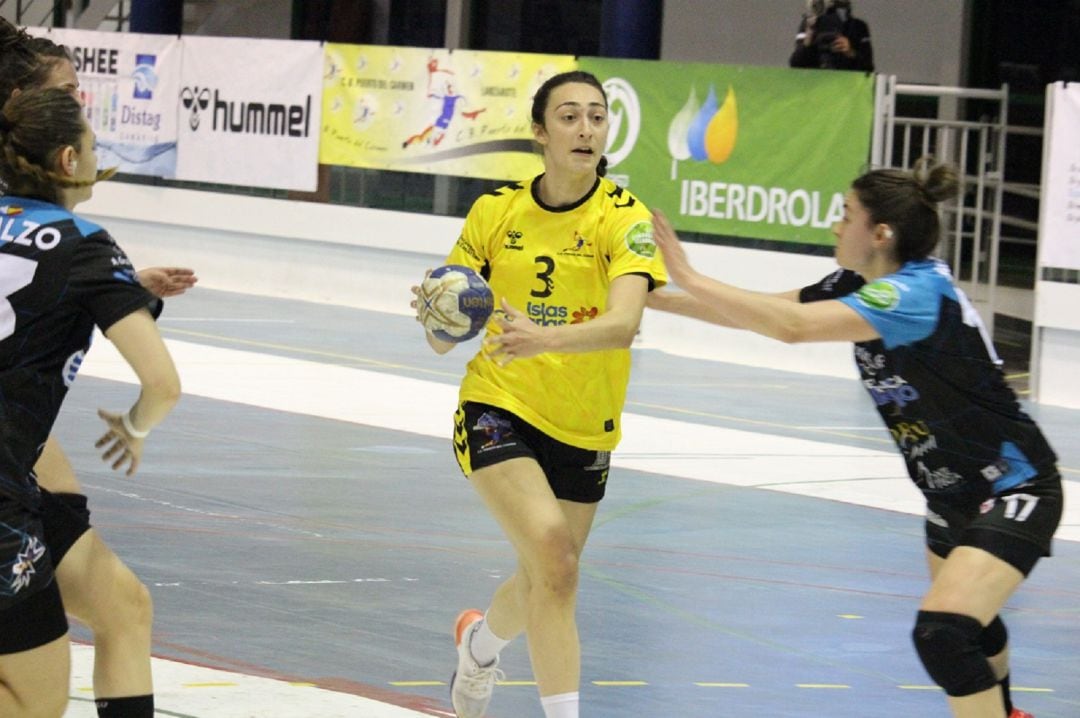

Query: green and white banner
left=579, top=58, right=874, bottom=245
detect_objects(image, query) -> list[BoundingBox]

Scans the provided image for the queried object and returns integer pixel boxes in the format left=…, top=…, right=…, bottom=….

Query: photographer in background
left=790, top=0, right=874, bottom=72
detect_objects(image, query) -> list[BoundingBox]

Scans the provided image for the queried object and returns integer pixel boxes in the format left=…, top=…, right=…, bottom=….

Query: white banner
left=1038, top=82, right=1080, bottom=270
left=175, top=36, right=323, bottom=191
left=33, top=28, right=181, bottom=178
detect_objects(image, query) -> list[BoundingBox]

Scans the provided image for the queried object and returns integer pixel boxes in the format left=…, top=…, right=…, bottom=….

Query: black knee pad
left=912, top=610, right=998, bottom=697
left=980, top=615, right=1008, bottom=657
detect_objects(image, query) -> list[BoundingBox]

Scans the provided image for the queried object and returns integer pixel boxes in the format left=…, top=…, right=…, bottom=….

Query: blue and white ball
left=419, top=264, right=495, bottom=343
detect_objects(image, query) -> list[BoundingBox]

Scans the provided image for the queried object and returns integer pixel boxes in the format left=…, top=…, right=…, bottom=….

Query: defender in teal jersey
left=649, top=158, right=1058, bottom=718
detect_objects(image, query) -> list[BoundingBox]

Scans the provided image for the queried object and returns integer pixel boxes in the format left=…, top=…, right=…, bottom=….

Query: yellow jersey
left=444, top=174, right=667, bottom=450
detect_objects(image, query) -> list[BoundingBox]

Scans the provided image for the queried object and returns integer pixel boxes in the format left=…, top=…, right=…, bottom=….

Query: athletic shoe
left=450, top=609, right=503, bottom=718
left=1009, top=710, right=1034, bottom=718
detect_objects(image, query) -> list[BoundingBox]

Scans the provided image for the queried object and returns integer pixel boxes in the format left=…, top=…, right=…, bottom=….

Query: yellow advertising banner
left=320, top=45, right=576, bottom=180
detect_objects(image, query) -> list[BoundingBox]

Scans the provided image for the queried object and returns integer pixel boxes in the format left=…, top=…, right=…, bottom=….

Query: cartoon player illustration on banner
left=403, top=58, right=486, bottom=148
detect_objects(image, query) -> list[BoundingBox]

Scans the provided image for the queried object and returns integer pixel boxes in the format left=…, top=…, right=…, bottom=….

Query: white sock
left=540, top=691, right=579, bottom=718
left=469, top=611, right=511, bottom=666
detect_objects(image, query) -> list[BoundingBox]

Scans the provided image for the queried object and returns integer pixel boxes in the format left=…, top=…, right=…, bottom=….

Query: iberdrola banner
left=578, top=58, right=874, bottom=245
left=320, top=45, right=576, bottom=180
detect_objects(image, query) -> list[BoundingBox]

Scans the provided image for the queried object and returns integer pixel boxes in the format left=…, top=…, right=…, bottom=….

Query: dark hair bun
left=911, top=156, right=960, bottom=204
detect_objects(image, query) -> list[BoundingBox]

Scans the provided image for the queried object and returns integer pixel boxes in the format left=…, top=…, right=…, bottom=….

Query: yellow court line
left=288, top=682, right=316, bottom=687
left=695, top=682, right=750, bottom=688
left=498, top=680, right=538, bottom=687
left=898, top=685, right=942, bottom=691
left=1013, top=687, right=1055, bottom=693
left=796, top=684, right=850, bottom=689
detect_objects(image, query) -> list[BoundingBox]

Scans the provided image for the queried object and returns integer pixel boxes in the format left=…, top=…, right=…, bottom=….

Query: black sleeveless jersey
left=801, top=263, right=1057, bottom=503
left=1, top=197, right=157, bottom=508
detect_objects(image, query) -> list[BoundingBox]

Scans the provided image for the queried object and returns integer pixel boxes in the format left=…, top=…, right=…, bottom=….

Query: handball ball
left=419, top=264, right=495, bottom=343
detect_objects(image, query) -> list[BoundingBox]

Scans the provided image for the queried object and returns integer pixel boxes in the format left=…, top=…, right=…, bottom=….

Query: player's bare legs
left=470, top=457, right=597, bottom=698
left=483, top=499, right=597, bottom=650
left=57, top=531, right=153, bottom=699
left=35, top=436, right=154, bottom=703
left=920, top=547, right=1025, bottom=718
left=0, top=634, right=70, bottom=717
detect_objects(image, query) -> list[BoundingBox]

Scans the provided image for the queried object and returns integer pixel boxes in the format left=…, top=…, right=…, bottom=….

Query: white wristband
left=121, top=411, right=150, bottom=439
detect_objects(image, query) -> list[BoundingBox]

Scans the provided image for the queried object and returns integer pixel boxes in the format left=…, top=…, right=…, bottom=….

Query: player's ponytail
left=597, top=155, right=608, bottom=178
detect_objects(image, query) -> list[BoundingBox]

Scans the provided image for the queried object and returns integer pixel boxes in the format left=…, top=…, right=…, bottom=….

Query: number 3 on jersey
left=531, top=255, right=555, bottom=298
left=0, top=254, right=38, bottom=340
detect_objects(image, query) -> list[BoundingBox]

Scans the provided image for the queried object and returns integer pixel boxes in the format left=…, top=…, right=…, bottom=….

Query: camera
left=814, top=9, right=843, bottom=50
left=806, top=0, right=851, bottom=54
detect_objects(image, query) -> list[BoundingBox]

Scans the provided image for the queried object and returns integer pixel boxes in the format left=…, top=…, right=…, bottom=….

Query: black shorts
left=0, top=496, right=68, bottom=653
left=40, top=489, right=92, bottom=566
left=925, top=473, right=1064, bottom=576
left=453, top=401, right=612, bottom=504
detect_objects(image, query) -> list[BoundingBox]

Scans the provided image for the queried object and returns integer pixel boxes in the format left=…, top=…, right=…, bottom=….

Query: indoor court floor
left=53, top=287, right=1079, bottom=718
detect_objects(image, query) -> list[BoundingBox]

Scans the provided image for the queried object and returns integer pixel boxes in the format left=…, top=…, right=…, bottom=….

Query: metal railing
left=872, top=76, right=1011, bottom=333
left=4, top=0, right=127, bottom=30
left=3, top=0, right=64, bottom=27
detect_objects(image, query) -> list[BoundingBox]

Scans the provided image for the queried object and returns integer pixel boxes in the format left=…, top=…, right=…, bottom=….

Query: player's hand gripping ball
left=418, top=265, right=495, bottom=342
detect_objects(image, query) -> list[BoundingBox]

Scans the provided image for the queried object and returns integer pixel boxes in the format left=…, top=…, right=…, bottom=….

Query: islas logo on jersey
left=526, top=302, right=569, bottom=325
left=524, top=302, right=599, bottom=326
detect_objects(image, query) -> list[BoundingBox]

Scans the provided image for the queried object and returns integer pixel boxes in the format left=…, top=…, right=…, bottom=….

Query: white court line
left=65, top=644, right=446, bottom=718
left=79, top=336, right=1077, bottom=541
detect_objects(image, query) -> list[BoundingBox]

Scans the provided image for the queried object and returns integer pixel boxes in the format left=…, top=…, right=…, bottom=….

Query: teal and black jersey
left=801, top=260, right=1057, bottom=502
left=1, top=197, right=157, bottom=508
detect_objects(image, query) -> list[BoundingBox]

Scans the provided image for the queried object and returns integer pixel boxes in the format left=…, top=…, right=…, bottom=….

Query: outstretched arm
left=97, top=309, right=181, bottom=475
left=651, top=209, right=878, bottom=344
left=647, top=286, right=801, bottom=327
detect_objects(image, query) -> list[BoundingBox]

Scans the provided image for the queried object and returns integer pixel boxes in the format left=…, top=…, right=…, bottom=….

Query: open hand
left=137, top=267, right=198, bottom=298
left=95, top=409, right=144, bottom=476
left=484, top=299, right=546, bottom=365
left=651, top=209, right=698, bottom=286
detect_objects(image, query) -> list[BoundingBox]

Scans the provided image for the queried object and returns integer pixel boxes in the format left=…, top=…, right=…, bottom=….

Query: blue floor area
left=50, top=288, right=1080, bottom=718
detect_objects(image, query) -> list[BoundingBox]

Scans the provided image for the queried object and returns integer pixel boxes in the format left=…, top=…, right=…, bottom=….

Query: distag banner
left=320, top=45, right=575, bottom=180
left=578, top=58, right=874, bottom=245
left=176, top=36, right=323, bottom=191
left=33, top=28, right=181, bottom=178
